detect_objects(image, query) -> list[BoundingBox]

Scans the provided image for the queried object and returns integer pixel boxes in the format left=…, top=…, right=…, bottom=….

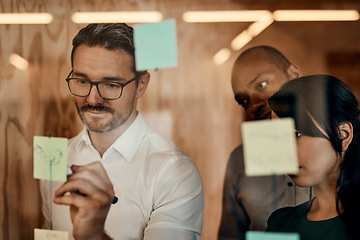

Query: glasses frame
left=65, top=70, right=138, bottom=100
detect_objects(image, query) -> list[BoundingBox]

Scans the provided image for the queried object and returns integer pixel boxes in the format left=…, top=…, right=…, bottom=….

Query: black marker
left=112, top=196, right=118, bottom=204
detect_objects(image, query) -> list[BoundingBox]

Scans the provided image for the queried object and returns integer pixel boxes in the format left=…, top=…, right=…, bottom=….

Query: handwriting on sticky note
left=241, top=118, right=298, bottom=176
left=34, top=229, right=69, bottom=240
left=246, top=231, right=299, bottom=240
left=33, top=136, right=68, bottom=182
left=134, top=19, right=177, bottom=70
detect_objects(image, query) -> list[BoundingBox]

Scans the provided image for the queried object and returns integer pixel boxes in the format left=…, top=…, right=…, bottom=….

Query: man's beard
left=75, top=102, right=130, bottom=133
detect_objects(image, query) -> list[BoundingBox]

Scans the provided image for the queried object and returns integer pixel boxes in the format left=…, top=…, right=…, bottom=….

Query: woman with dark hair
left=266, top=74, right=360, bottom=239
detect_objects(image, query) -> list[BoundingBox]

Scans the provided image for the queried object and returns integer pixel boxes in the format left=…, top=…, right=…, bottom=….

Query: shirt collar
left=111, top=113, right=147, bottom=162
left=75, top=113, right=148, bottom=163
left=75, top=128, right=91, bottom=152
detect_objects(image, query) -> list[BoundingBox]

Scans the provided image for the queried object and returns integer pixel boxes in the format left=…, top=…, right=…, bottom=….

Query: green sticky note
left=134, top=19, right=177, bottom=70
left=33, top=136, right=68, bottom=182
left=34, top=228, right=69, bottom=240
left=246, top=231, right=299, bottom=240
left=241, top=118, right=298, bottom=176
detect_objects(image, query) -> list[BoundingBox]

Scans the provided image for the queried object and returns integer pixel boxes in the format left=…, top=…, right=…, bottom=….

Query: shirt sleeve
left=218, top=145, right=249, bottom=240
left=143, top=155, right=204, bottom=240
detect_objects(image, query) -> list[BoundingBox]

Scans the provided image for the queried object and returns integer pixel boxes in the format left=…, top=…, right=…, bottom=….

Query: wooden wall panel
left=327, top=52, right=360, bottom=100
left=1, top=1, right=360, bottom=240
left=0, top=2, right=82, bottom=239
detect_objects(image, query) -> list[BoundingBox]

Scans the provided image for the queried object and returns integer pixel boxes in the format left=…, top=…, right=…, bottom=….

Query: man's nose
left=245, top=95, right=268, bottom=119
left=87, top=85, right=104, bottom=105
left=250, top=96, right=267, bottom=109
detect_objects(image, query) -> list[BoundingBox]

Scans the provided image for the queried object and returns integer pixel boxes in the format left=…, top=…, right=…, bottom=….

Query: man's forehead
left=237, top=48, right=270, bottom=62
left=232, top=50, right=277, bottom=88
left=234, top=53, right=272, bottom=71
left=232, top=61, right=272, bottom=86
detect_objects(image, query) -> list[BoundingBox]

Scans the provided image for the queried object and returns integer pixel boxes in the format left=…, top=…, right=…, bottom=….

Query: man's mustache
left=80, top=105, right=114, bottom=114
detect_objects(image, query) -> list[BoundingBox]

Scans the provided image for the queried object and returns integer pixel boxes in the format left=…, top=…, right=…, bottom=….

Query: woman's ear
left=339, top=122, right=353, bottom=152
left=136, top=71, right=150, bottom=99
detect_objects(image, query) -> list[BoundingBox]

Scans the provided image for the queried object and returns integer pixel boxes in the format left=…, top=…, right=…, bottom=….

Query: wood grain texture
left=1, top=1, right=360, bottom=239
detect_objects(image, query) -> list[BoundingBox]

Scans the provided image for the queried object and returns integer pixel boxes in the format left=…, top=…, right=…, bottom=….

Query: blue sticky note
left=33, top=136, right=68, bottom=182
left=134, top=19, right=177, bottom=70
left=246, top=231, right=300, bottom=240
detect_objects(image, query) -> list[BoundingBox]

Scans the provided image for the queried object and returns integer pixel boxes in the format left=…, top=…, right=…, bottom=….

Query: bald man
left=218, top=46, right=312, bottom=240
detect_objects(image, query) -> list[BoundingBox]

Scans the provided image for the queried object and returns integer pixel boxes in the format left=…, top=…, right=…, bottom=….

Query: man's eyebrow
left=72, top=72, right=126, bottom=82
left=102, top=76, right=127, bottom=82
left=72, top=72, right=87, bottom=78
left=248, top=74, right=262, bottom=86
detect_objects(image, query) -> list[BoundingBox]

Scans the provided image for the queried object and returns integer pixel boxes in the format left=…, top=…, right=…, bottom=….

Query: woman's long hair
left=268, top=74, right=360, bottom=223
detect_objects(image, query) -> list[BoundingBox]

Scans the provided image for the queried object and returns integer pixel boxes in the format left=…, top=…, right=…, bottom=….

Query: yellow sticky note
left=34, top=229, right=69, bottom=240
left=241, top=118, right=298, bottom=176
left=33, top=136, right=68, bottom=182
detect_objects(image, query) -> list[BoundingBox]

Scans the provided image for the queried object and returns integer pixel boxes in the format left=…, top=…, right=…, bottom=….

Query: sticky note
left=134, top=19, right=177, bottom=70
left=241, top=118, right=298, bottom=176
left=34, top=229, right=69, bottom=240
left=246, top=231, right=299, bottom=240
left=33, top=136, right=68, bottom=182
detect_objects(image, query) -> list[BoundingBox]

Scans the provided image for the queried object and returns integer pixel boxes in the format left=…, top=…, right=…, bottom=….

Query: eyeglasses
left=65, top=70, right=137, bottom=100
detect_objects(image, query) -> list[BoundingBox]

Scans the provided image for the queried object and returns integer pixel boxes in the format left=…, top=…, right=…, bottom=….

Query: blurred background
left=1, top=0, right=360, bottom=239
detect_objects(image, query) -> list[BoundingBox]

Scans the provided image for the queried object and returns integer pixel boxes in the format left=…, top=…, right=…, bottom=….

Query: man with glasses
left=218, top=46, right=312, bottom=240
left=40, top=23, right=203, bottom=240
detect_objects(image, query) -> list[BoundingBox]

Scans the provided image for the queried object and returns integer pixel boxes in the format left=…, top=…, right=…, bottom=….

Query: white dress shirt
left=40, top=113, right=204, bottom=240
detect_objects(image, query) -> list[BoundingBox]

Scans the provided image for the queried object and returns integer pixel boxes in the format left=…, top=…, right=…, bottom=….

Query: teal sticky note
left=134, top=19, right=177, bottom=70
left=33, top=136, right=68, bottom=182
left=246, top=231, right=300, bottom=240
left=241, top=118, right=299, bottom=176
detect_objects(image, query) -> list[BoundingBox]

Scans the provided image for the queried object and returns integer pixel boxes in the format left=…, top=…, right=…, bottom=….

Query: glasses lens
left=68, top=79, right=91, bottom=97
left=98, top=82, right=123, bottom=99
left=67, top=78, right=124, bottom=100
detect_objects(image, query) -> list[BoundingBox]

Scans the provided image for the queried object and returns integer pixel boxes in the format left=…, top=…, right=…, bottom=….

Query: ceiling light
left=182, top=10, right=271, bottom=22
left=273, top=10, right=360, bottom=21
left=71, top=11, right=163, bottom=23
left=9, top=53, right=29, bottom=70
left=0, top=13, right=53, bottom=24
left=231, top=30, right=252, bottom=51
left=231, top=13, right=274, bottom=51
left=247, top=12, right=274, bottom=36
left=213, top=48, right=231, bottom=65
